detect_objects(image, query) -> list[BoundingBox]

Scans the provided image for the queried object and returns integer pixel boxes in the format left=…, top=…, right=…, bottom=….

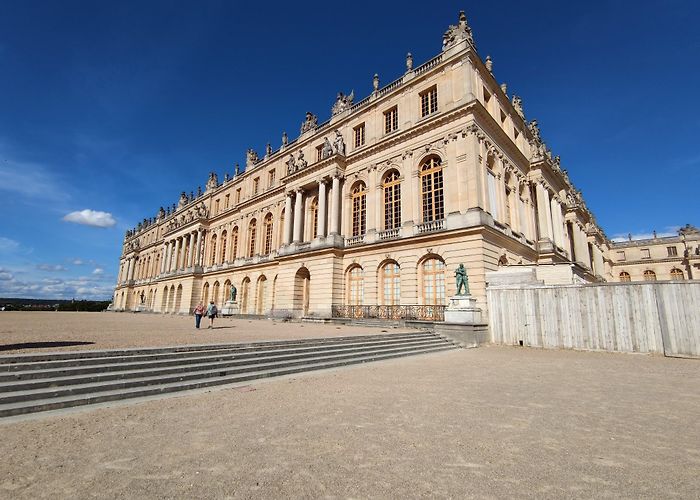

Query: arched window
left=263, top=213, right=274, bottom=255
left=209, top=234, right=217, bottom=266
left=643, top=270, right=657, bottom=281
left=310, top=198, right=319, bottom=239
left=347, top=266, right=364, bottom=305
left=381, top=261, right=400, bottom=305
left=231, top=226, right=239, bottom=260
left=420, top=156, right=444, bottom=222
left=247, top=219, right=257, bottom=257
left=619, top=271, right=631, bottom=282
left=351, top=182, right=367, bottom=237
left=220, top=230, right=227, bottom=264
left=422, top=257, right=446, bottom=305
left=383, top=170, right=401, bottom=230
left=670, top=268, right=684, bottom=280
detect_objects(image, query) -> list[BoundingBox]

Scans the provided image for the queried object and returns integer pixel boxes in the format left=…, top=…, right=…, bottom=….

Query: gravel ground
left=0, top=312, right=411, bottom=354
left=0, top=313, right=698, bottom=498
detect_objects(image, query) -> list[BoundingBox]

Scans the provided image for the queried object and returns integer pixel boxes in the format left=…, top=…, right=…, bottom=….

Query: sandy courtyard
left=0, top=312, right=410, bottom=354
left=0, top=312, right=699, bottom=498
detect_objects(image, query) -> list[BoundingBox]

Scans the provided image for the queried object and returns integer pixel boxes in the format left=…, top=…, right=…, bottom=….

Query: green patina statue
left=455, top=264, right=470, bottom=296
left=230, top=284, right=237, bottom=302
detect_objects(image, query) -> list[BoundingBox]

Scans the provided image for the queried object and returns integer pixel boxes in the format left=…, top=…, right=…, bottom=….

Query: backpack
left=210, top=304, right=218, bottom=316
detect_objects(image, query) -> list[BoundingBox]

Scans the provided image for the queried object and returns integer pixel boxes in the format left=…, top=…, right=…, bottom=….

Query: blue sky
left=1, top=1, right=698, bottom=300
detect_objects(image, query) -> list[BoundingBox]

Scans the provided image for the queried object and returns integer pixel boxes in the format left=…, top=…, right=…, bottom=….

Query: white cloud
left=63, top=209, right=116, bottom=228
left=37, top=264, right=67, bottom=272
left=0, top=268, right=13, bottom=280
left=0, top=158, right=69, bottom=202
left=92, top=267, right=104, bottom=275
left=0, top=237, right=19, bottom=252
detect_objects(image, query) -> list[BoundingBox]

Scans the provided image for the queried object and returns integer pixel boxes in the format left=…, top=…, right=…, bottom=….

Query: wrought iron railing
left=332, top=304, right=445, bottom=321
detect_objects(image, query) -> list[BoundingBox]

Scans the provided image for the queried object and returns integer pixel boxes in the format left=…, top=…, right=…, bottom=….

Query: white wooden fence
left=487, top=282, right=700, bottom=358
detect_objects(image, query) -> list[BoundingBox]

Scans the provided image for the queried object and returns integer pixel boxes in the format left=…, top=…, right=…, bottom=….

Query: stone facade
left=608, top=225, right=700, bottom=282
left=113, top=12, right=610, bottom=318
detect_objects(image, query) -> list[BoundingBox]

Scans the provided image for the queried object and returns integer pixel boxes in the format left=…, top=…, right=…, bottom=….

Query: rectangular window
left=616, top=250, right=626, bottom=261
left=235, top=188, right=241, bottom=204
left=225, top=194, right=230, bottom=209
left=420, top=86, right=438, bottom=117
left=487, top=171, right=499, bottom=220
left=268, top=169, right=276, bottom=187
left=384, top=106, right=398, bottom=134
left=500, top=109, right=507, bottom=124
left=316, top=144, right=323, bottom=162
left=641, top=248, right=650, bottom=259
left=667, top=246, right=678, bottom=257
left=214, top=199, right=220, bottom=215
left=483, top=86, right=491, bottom=105
left=253, top=177, right=259, bottom=195
left=354, top=123, right=365, bottom=148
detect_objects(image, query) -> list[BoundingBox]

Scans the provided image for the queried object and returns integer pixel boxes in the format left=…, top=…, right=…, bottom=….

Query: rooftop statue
left=178, top=191, right=188, bottom=208
left=512, top=95, right=525, bottom=120
left=442, top=11, right=476, bottom=52
left=331, top=91, right=354, bottom=115
left=265, top=143, right=272, bottom=157
left=286, top=153, right=296, bottom=175
left=246, top=149, right=259, bottom=168
left=281, top=131, right=289, bottom=147
left=295, top=149, right=307, bottom=170
left=300, top=112, right=318, bottom=134
left=206, top=172, right=218, bottom=191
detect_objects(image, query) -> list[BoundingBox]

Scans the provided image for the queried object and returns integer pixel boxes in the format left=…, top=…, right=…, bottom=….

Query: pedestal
left=444, top=294, right=482, bottom=324
left=221, top=300, right=239, bottom=316
left=134, top=304, right=148, bottom=313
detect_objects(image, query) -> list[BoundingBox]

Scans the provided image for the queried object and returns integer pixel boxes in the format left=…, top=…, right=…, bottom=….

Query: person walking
left=193, top=301, right=205, bottom=329
left=206, top=300, right=218, bottom=329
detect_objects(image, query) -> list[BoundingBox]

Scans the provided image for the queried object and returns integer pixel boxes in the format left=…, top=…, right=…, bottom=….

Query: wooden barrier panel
left=487, top=282, right=700, bottom=358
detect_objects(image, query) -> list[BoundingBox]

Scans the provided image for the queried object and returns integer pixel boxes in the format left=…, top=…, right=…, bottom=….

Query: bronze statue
left=455, top=264, right=469, bottom=295
left=230, top=284, right=237, bottom=302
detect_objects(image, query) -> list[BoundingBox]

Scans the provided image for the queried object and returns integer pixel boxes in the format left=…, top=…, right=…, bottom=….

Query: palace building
left=113, top=12, right=615, bottom=319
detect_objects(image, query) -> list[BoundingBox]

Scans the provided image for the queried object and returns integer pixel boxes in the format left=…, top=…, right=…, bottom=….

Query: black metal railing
left=331, top=304, right=445, bottom=321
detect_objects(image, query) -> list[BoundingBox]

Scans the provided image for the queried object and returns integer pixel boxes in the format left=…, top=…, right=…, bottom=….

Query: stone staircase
left=0, top=332, right=456, bottom=418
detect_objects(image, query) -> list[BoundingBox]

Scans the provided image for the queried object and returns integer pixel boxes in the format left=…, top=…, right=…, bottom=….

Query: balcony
left=377, top=228, right=400, bottom=241
left=345, top=235, right=365, bottom=247
left=416, top=219, right=445, bottom=234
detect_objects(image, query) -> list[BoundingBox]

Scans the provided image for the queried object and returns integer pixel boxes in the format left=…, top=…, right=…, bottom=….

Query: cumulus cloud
left=63, top=209, right=116, bottom=228
left=36, top=264, right=67, bottom=272
left=0, top=268, right=13, bottom=280
left=92, top=267, right=104, bottom=275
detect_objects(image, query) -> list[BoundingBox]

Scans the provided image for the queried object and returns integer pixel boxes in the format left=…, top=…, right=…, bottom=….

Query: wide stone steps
left=0, top=332, right=456, bottom=418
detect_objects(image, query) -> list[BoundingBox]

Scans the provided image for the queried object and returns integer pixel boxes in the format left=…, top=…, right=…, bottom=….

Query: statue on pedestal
left=229, top=284, right=237, bottom=302
left=455, top=264, right=470, bottom=296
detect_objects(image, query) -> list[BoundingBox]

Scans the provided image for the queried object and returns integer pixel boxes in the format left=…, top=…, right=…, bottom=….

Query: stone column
left=186, top=233, right=193, bottom=267
left=173, top=239, right=181, bottom=271
left=330, top=175, right=341, bottom=235
left=283, top=192, right=293, bottom=245
left=159, top=244, right=167, bottom=274
left=535, top=183, right=553, bottom=241
left=198, top=230, right=205, bottom=266
left=317, top=180, right=327, bottom=238
left=126, top=258, right=134, bottom=281
left=293, top=189, right=304, bottom=243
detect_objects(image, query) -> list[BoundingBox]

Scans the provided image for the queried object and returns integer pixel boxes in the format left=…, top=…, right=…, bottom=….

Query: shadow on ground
left=0, top=341, right=95, bottom=352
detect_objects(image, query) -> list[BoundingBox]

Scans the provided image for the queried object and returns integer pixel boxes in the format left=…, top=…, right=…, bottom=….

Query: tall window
left=354, top=123, right=365, bottom=148
left=643, top=270, right=657, bottom=281
left=253, top=177, right=260, bottom=195
left=310, top=198, right=319, bottom=239
left=420, top=86, right=438, bottom=117
left=384, top=106, right=398, bottom=134
left=348, top=266, right=364, bottom=305
left=220, top=230, right=227, bottom=263
left=247, top=219, right=257, bottom=257
left=383, top=170, right=401, bottom=230
left=235, top=188, right=241, bottom=204
left=209, top=234, right=217, bottom=266
left=420, top=156, right=444, bottom=222
left=231, top=227, right=239, bottom=260
left=214, top=199, right=220, bottom=215
left=225, top=194, right=230, bottom=209
left=670, top=268, right=684, bottom=280
left=263, top=214, right=274, bottom=255
left=381, top=262, right=400, bottom=305
left=667, top=246, right=678, bottom=257
left=268, top=169, right=276, bottom=187
left=504, top=185, right=512, bottom=226
left=352, top=183, right=367, bottom=236
left=316, top=144, right=323, bottom=162
left=422, top=258, right=446, bottom=305
left=619, top=271, right=631, bottom=282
